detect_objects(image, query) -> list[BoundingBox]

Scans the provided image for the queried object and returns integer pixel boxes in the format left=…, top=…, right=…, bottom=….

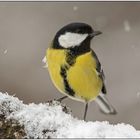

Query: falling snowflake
left=124, top=20, right=131, bottom=32
left=73, top=6, right=78, bottom=11
left=42, top=56, right=48, bottom=68
left=137, top=92, right=140, bottom=98
left=4, top=49, right=8, bottom=54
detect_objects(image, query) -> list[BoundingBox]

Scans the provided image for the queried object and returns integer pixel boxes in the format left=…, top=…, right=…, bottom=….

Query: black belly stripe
left=60, top=65, right=75, bottom=97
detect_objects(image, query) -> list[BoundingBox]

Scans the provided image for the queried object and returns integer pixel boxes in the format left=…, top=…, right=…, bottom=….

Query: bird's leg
left=56, top=96, right=68, bottom=102
left=84, top=102, right=88, bottom=121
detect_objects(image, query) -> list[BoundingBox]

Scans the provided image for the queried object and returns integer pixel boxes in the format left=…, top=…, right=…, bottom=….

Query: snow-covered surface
left=0, top=92, right=140, bottom=138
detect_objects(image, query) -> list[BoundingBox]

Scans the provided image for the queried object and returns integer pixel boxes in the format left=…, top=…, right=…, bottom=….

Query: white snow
left=0, top=92, right=140, bottom=138
left=73, top=6, right=78, bottom=11
left=42, top=56, right=48, bottom=68
left=124, top=20, right=131, bottom=32
left=137, top=92, right=140, bottom=98
left=0, top=92, right=24, bottom=116
left=4, top=49, right=8, bottom=54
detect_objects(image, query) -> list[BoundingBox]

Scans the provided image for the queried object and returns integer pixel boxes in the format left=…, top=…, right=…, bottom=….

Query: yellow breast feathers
left=46, top=48, right=102, bottom=102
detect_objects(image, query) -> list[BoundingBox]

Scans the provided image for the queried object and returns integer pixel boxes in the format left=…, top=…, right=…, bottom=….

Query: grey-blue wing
left=91, top=50, right=107, bottom=94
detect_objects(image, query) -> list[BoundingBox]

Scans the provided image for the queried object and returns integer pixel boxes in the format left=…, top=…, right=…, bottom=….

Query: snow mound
left=0, top=92, right=140, bottom=138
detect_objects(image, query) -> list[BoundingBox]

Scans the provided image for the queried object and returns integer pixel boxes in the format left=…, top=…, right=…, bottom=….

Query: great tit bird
left=44, top=22, right=117, bottom=120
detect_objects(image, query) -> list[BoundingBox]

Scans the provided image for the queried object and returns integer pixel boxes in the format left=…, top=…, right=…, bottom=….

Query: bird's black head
left=53, top=22, right=102, bottom=53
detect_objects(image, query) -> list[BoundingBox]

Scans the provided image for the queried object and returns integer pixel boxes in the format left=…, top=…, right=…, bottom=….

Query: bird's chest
left=46, top=49, right=69, bottom=92
left=47, top=48, right=102, bottom=101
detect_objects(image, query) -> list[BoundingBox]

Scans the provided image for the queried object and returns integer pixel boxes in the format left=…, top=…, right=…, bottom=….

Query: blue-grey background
left=0, top=2, right=140, bottom=129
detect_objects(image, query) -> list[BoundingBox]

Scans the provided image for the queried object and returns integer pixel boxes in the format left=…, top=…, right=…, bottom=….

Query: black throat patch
left=65, top=38, right=91, bottom=66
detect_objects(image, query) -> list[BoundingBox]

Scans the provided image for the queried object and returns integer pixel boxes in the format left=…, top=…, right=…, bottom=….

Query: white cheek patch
left=58, top=32, right=88, bottom=48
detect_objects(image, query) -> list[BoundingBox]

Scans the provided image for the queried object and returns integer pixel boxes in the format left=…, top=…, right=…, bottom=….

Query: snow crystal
left=42, top=56, right=48, bottom=68
left=0, top=92, right=140, bottom=138
left=73, top=6, right=78, bottom=11
left=42, top=56, right=46, bottom=63
left=11, top=102, right=73, bottom=138
left=4, top=49, right=8, bottom=54
left=137, top=92, right=140, bottom=98
left=56, top=121, right=140, bottom=138
left=124, top=20, right=131, bottom=32
left=0, top=92, right=25, bottom=116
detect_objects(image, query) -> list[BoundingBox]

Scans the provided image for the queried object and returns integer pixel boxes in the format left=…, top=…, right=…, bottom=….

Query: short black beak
left=89, top=31, right=102, bottom=38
